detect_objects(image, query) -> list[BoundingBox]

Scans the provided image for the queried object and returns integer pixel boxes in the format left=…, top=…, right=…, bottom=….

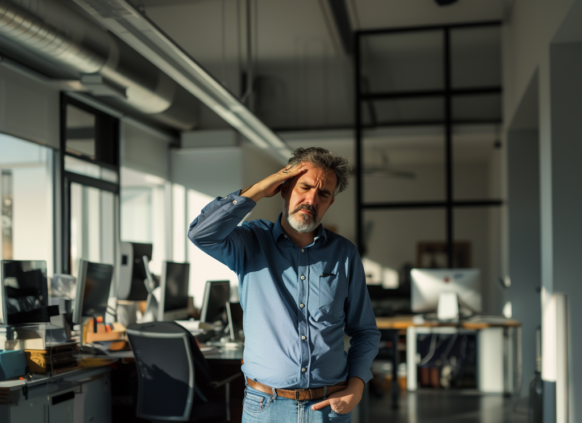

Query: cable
left=106, top=305, right=117, bottom=320
left=440, top=332, right=459, bottom=361
left=418, top=333, right=437, bottom=366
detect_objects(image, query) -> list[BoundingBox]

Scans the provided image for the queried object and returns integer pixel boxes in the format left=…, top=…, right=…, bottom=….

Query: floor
left=368, top=389, right=529, bottom=423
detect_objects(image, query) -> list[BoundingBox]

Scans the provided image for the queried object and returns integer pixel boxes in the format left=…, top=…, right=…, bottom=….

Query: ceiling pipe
left=0, top=0, right=198, bottom=129
left=74, top=0, right=292, bottom=164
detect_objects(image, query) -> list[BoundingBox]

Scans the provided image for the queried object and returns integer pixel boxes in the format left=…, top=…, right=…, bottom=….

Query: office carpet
left=369, top=389, right=529, bottom=423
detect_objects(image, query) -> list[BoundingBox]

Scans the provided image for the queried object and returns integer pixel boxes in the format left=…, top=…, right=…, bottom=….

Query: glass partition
left=361, top=30, right=444, bottom=93
left=362, top=127, right=446, bottom=203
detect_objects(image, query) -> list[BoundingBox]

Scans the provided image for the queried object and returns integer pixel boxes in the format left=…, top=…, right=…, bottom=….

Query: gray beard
left=283, top=201, right=320, bottom=233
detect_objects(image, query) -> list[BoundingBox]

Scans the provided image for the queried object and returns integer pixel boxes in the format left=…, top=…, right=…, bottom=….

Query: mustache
left=291, top=204, right=317, bottom=219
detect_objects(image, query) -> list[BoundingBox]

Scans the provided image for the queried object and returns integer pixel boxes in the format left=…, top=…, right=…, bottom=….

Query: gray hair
left=287, top=147, right=351, bottom=196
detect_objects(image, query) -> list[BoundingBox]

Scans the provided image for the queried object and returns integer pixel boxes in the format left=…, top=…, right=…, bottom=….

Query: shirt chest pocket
left=318, top=273, right=346, bottom=318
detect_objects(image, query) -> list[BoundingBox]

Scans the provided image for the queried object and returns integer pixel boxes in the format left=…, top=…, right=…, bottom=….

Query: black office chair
left=127, top=321, right=242, bottom=422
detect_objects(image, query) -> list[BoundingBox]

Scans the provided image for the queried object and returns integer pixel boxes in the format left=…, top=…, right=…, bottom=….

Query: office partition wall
left=354, top=23, right=504, bottom=310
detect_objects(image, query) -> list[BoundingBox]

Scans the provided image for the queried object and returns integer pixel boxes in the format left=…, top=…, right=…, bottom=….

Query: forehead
left=295, top=162, right=337, bottom=191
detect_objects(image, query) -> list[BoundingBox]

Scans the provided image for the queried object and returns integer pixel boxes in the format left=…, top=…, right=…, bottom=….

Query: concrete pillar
left=507, top=128, right=542, bottom=397
left=539, top=41, right=582, bottom=423
left=548, top=42, right=582, bottom=423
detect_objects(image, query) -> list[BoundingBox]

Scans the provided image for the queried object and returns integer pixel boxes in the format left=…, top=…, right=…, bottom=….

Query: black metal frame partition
left=60, top=94, right=120, bottom=275
left=354, top=21, right=503, bottom=267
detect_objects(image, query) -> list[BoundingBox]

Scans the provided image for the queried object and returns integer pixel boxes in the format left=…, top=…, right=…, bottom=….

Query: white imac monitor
left=411, top=268, right=481, bottom=315
left=157, top=261, right=190, bottom=321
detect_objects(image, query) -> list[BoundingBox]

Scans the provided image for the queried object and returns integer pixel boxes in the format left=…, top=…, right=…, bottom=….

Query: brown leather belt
left=246, top=379, right=348, bottom=401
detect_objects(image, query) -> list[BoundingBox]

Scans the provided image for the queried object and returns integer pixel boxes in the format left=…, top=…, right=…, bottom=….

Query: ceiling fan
left=354, top=150, right=416, bottom=179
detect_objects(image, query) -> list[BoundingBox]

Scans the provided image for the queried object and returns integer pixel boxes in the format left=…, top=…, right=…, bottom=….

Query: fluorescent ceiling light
left=74, top=0, right=292, bottom=164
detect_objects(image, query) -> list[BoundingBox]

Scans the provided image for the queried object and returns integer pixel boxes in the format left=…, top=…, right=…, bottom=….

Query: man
left=188, top=147, right=380, bottom=423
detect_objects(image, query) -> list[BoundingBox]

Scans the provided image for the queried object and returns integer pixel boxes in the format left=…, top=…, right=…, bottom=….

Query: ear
left=330, top=197, right=336, bottom=207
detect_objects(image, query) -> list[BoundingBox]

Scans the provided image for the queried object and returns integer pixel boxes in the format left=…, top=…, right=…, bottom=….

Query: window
left=0, top=133, right=54, bottom=275
left=355, top=23, right=503, bottom=307
left=120, top=167, right=168, bottom=275
left=61, top=96, right=120, bottom=277
left=187, top=188, right=237, bottom=308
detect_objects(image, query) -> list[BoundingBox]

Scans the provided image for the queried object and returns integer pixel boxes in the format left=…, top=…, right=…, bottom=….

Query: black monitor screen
left=131, top=243, right=152, bottom=282
left=201, top=281, right=230, bottom=324
left=164, top=262, right=189, bottom=312
left=124, top=242, right=153, bottom=301
left=227, top=301, right=244, bottom=340
left=2, top=260, right=48, bottom=324
left=81, top=262, right=114, bottom=319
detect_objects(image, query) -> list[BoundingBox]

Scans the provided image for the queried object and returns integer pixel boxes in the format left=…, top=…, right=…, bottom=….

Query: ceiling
left=283, top=124, right=501, bottom=166
left=139, top=0, right=509, bottom=65
left=132, top=0, right=505, bottom=164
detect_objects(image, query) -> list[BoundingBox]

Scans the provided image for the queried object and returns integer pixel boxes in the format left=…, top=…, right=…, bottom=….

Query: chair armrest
left=209, top=372, right=243, bottom=389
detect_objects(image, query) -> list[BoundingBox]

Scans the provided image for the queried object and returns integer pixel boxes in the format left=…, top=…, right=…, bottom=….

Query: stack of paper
left=25, top=342, right=80, bottom=376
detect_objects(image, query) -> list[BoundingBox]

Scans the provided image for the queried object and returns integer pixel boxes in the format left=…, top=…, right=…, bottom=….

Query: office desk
left=375, top=316, right=521, bottom=404
left=104, top=345, right=244, bottom=361
left=0, top=345, right=243, bottom=423
left=0, top=363, right=113, bottom=423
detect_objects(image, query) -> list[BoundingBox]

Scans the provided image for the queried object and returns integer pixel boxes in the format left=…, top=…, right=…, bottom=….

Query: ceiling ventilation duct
left=73, top=0, right=292, bottom=163
left=0, top=0, right=198, bottom=129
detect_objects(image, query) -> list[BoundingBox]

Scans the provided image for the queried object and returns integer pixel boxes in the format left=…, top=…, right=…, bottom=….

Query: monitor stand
left=437, top=292, right=459, bottom=322
left=139, top=288, right=160, bottom=323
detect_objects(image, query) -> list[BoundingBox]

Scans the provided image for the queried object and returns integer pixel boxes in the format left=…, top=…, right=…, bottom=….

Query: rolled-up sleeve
left=187, top=190, right=256, bottom=273
left=343, top=247, right=381, bottom=384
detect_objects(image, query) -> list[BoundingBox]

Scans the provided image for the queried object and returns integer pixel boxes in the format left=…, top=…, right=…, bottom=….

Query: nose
left=304, top=189, right=317, bottom=205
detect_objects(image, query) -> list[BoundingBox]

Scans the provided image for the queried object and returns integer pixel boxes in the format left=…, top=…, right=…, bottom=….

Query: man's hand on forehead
left=240, top=163, right=307, bottom=202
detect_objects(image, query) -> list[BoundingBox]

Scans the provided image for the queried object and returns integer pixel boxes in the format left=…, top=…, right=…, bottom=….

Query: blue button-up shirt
left=188, top=190, right=380, bottom=389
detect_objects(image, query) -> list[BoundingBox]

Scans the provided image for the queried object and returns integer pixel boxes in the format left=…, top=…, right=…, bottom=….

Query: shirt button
left=301, top=249, right=304, bottom=253
left=302, top=367, right=307, bottom=372
left=284, top=235, right=288, bottom=239
left=299, top=303, right=305, bottom=309
left=301, top=335, right=306, bottom=340
left=300, top=275, right=305, bottom=280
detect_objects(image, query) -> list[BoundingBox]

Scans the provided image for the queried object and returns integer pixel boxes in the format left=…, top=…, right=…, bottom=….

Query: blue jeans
left=241, top=385, right=352, bottom=423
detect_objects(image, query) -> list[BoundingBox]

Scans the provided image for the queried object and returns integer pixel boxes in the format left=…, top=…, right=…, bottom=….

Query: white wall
left=503, top=2, right=582, bottom=419
left=120, top=120, right=173, bottom=179
left=0, top=66, right=60, bottom=149
left=241, top=145, right=284, bottom=221
left=547, top=41, right=582, bottom=423
left=503, top=0, right=574, bottom=125
left=507, top=128, right=542, bottom=397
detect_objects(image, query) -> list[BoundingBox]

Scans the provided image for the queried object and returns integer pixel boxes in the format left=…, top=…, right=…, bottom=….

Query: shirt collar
left=273, top=213, right=328, bottom=243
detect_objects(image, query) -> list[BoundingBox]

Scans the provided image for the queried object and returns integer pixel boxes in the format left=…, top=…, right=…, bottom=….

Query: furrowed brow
left=318, top=188, right=331, bottom=196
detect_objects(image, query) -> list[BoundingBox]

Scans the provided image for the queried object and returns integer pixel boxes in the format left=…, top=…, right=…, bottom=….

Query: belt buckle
left=294, top=388, right=308, bottom=400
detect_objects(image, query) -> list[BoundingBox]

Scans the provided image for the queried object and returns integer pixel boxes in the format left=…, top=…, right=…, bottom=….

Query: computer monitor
left=411, top=268, right=481, bottom=315
left=200, top=281, right=230, bottom=324
left=73, top=260, right=114, bottom=324
left=117, top=242, right=153, bottom=301
left=157, top=261, right=190, bottom=321
left=0, top=260, right=57, bottom=325
left=226, top=301, right=244, bottom=341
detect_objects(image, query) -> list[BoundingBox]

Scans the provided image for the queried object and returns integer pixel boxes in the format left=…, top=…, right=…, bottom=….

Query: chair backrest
left=127, top=322, right=195, bottom=421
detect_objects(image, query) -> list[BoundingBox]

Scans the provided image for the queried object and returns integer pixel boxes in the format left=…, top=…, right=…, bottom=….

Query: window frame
left=354, top=21, right=503, bottom=267
left=60, top=94, right=120, bottom=275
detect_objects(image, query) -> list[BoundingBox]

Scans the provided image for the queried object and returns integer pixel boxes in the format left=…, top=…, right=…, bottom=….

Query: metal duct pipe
left=0, top=0, right=197, bottom=128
